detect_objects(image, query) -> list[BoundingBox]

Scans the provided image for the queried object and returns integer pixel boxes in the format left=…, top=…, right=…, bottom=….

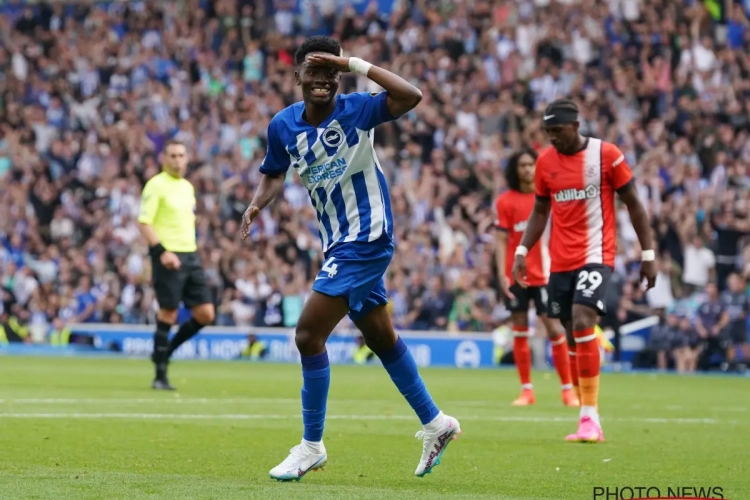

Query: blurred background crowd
left=1, top=0, right=749, bottom=370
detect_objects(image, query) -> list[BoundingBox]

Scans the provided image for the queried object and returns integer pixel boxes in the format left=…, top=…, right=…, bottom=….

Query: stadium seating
left=1, top=0, right=748, bottom=365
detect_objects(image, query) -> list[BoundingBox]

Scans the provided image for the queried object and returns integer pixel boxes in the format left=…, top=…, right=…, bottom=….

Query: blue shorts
left=312, top=239, right=394, bottom=321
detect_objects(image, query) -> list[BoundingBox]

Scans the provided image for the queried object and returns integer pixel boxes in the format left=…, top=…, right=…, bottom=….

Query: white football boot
left=269, top=440, right=327, bottom=482
left=414, top=412, right=461, bottom=477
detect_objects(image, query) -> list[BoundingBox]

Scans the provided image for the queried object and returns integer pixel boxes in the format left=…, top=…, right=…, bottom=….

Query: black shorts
left=726, top=320, right=749, bottom=345
left=152, top=251, right=211, bottom=310
left=504, top=284, right=548, bottom=316
left=547, top=264, right=612, bottom=321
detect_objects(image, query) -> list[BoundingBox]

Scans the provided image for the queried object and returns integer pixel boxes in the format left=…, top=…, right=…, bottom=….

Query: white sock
left=424, top=411, right=445, bottom=431
left=521, top=383, right=533, bottom=390
left=580, top=406, right=600, bottom=426
left=302, top=439, right=323, bottom=454
left=561, top=383, right=573, bottom=391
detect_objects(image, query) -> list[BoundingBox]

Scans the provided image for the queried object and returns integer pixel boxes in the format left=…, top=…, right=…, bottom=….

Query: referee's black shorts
left=152, top=251, right=211, bottom=310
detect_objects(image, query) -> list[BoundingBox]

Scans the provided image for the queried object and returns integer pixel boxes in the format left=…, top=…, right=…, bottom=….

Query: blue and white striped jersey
left=260, top=92, right=396, bottom=254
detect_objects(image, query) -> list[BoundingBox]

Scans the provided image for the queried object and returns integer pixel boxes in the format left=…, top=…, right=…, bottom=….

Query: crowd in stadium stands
left=1, top=0, right=749, bottom=370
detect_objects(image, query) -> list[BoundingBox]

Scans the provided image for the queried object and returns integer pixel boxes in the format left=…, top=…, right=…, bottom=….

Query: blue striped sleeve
left=259, top=117, right=290, bottom=176
left=346, top=92, right=396, bottom=130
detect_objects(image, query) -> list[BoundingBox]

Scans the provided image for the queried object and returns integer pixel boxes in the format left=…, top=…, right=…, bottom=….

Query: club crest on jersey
left=554, top=185, right=600, bottom=203
left=322, top=126, right=344, bottom=148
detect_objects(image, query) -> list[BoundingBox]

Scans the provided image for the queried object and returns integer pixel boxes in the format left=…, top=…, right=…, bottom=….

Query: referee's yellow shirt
left=138, top=171, right=198, bottom=252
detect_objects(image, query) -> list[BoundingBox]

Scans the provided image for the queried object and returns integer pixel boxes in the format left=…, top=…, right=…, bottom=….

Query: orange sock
left=574, top=327, right=600, bottom=408
left=568, top=346, right=579, bottom=398
left=513, top=326, right=532, bottom=388
left=550, top=334, right=572, bottom=387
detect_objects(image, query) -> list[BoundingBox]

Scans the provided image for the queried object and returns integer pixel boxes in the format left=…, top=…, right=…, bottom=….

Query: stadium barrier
left=65, top=324, right=496, bottom=368
left=0, top=318, right=658, bottom=369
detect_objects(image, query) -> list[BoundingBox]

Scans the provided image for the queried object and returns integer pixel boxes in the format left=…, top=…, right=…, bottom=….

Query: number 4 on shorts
left=321, top=257, right=338, bottom=278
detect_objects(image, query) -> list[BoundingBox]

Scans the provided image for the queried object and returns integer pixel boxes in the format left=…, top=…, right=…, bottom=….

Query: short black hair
left=504, top=149, right=538, bottom=192
left=544, top=98, right=578, bottom=117
left=295, top=36, right=342, bottom=66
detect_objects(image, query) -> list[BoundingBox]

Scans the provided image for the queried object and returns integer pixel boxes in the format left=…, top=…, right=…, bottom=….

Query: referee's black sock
left=153, top=320, right=172, bottom=380
left=167, top=318, right=205, bottom=358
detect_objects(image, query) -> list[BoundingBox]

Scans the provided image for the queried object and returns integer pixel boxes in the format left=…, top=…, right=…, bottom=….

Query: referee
left=138, top=140, right=215, bottom=390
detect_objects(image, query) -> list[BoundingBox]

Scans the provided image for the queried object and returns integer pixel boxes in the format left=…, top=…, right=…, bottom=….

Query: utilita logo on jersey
left=554, top=185, right=600, bottom=202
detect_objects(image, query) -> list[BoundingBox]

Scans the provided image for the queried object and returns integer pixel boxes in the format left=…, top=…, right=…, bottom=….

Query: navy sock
left=301, top=352, right=330, bottom=442
left=153, top=320, right=172, bottom=379
left=377, top=337, right=440, bottom=425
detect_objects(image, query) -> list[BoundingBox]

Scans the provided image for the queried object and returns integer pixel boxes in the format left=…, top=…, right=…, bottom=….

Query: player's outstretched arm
left=240, top=173, right=285, bottom=240
left=617, top=182, right=656, bottom=289
left=519, top=196, right=551, bottom=253
left=513, top=196, right=550, bottom=287
left=305, top=53, right=422, bottom=117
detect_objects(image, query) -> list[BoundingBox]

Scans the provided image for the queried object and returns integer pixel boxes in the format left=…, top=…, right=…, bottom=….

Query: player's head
left=295, top=35, right=342, bottom=108
left=162, top=140, right=189, bottom=178
left=542, top=99, right=580, bottom=154
left=505, top=148, right=538, bottom=192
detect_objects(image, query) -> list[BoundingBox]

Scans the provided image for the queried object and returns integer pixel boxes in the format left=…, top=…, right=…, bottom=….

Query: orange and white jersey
left=535, top=138, right=633, bottom=273
left=495, top=190, right=549, bottom=286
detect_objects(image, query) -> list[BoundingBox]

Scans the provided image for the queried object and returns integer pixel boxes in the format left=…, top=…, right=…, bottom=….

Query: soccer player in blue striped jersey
left=239, top=36, right=461, bottom=481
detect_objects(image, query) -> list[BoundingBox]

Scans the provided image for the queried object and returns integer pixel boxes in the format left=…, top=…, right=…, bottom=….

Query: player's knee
left=193, top=304, right=215, bottom=325
left=354, top=305, right=397, bottom=354
left=362, top=330, right=397, bottom=354
left=295, top=325, right=325, bottom=355
left=571, top=305, right=597, bottom=332
left=158, top=309, right=179, bottom=325
left=511, top=312, right=529, bottom=329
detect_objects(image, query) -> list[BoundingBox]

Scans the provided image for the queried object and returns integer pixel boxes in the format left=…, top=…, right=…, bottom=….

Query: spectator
left=721, top=273, right=749, bottom=368
left=681, top=234, right=715, bottom=294
left=695, top=282, right=729, bottom=370
left=411, top=276, right=454, bottom=331
left=646, top=254, right=677, bottom=311
left=617, top=282, right=651, bottom=325
left=672, top=315, right=701, bottom=374
left=646, top=313, right=680, bottom=371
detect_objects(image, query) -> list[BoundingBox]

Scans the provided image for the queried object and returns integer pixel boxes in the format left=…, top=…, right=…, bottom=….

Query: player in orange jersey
left=495, top=149, right=578, bottom=407
left=512, top=99, right=656, bottom=443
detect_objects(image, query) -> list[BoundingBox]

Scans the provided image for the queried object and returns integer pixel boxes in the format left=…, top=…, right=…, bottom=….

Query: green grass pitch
left=0, top=356, right=746, bottom=499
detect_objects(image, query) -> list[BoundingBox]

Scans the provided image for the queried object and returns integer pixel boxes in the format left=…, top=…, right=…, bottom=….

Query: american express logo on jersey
left=554, top=185, right=600, bottom=203
left=302, top=158, right=348, bottom=183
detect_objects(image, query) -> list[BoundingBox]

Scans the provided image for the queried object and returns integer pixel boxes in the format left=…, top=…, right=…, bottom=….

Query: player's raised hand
left=240, top=205, right=260, bottom=241
left=640, top=260, right=657, bottom=290
left=512, top=255, right=529, bottom=289
left=305, top=53, right=350, bottom=72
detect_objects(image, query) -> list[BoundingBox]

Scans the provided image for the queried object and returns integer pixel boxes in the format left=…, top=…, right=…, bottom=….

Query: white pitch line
left=0, top=412, right=738, bottom=425
left=4, top=398, right=745, bottom=411
left=0, top=398, right=565, bottom=407
left=0, top=398, right=302, bottom=405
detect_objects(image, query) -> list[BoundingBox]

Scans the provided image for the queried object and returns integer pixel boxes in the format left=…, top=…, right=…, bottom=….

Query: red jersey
left=495, top=190, right=548, bottom=286
left=535, top=138, right=633, bottom=273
